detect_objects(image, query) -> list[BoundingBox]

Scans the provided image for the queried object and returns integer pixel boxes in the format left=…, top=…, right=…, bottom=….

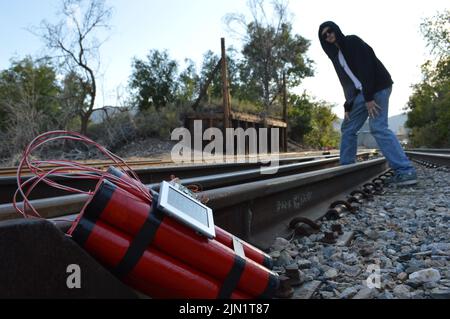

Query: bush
left=88, top=103, right=185, bottom=152
left=0, top=105, right=57, bottom=165
left=88, top=110, right=138, bottom=151
left=134, top=104, right=183, bottom=139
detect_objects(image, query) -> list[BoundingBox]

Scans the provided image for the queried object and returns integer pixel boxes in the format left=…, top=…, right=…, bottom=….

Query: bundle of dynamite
left=14, top=131, right=279, bottom=299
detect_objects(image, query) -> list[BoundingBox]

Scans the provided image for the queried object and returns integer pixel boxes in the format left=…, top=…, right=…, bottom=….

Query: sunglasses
left=321, top=28, right=334, bottom=40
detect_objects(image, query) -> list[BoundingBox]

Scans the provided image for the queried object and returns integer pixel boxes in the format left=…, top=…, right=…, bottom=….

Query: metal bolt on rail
left=275, top=275, right=294, bottom=298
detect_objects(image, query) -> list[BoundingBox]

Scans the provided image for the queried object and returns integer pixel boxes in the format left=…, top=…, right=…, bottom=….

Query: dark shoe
left=388, top=172, right=418, bottom=186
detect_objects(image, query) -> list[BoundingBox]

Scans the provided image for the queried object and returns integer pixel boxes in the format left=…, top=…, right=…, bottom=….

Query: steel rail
left=405, top=151, right=450, bottom=167
left=204, top=158, right=388, bottom=248
left=1, top=157, right=388, bottom=249
left=406, top=148, right=450, bottom=155
left=147, top=157, right=350, bottom=192
left=0, top=154, right=368, bottom=221
left=0, top=150, right=342, bottom=176
left=0, top=152, right=363, bottom=204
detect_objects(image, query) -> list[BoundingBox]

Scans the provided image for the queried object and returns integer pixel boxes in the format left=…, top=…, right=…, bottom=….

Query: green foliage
left=88, top=110, right=137, bottom=151
left=406, top=10, right=450, bottom=147
left=59, top=71, right=89, bottom=127
left=129, top=50, right=179, bottom=111
left=134, top=104, right=182, bottom=138
left=38, top=0, right=113, bottom=135
left=222, top=0, right=314, bottom=112
left=303, top=101, right=340, bottom=149
left=0, top=57, right=61, bottom=128
left=406, top=57, right=450, bottom=147
left=196, top=49, right=243, bottom=104
left=241, top=21, right=313, bottom=109
left=0, top=57, right=64, bottom=159
left=420, top=9, right=450, bottom=59
left=288, top=93, right=339, bottom=148
left=88, top=103, right=185, bottom=150
left=287, top=93, right=313, bottom=143
left=177, top=59, right=200, bottom=104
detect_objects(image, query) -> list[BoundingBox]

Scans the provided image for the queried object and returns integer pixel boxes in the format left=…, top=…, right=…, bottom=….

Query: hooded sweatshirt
left=318, top=21, right=393, bottom=112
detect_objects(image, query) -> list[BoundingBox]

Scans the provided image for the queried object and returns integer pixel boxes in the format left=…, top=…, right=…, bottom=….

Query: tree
left=59, top=71, right=88, bottom=129
left=0, top=57, right=61, bottom=156
left=287, top=92, right=313, bottom=143
left=303, top=101, right=340, bottom=149
left=177, top=59, right=200, bottom=104
left=0, top=57, right=61, bottom=128
left=420, top=10, right=450, bottom=60
left=195, top=49, right=242, bottom=105
left=405, top=10, right=450, bottom=147
left=37, top=0, right=113, bottom=135
left=225, top=0, right=313, bottom=112
left=129, top=50, right=178, bottom=111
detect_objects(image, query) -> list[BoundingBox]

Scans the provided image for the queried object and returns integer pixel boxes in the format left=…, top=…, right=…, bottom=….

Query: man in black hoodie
left=318, top=21, right=417, bottom=185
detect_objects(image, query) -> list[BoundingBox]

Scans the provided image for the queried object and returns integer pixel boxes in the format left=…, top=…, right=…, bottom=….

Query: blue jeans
left=340, top=87, right=415, bottom=175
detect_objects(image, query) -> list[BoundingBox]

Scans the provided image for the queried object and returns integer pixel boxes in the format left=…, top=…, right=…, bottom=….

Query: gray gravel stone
left=297, top=259, right=312, bottom=269
left=378, top=291, right=395, bottom=299
left=365, top=230, right=379, bottom=240
left=322, top=246, right=335, bottom=259
left=269, top=165, right=450, bottom=299
left=339, top=287, right=358, bottom=299
left=320, top=291, right=335, bottom=299
left=393, top=284, right=412, bottom=299
left=324, top=268, right=338, bottom=279
left=352, top=287, right=378, bottom=299
left=430, top=288, right=450, bottom=299
left=275, top=250, right=294, bottom=267
left=272, top=237, right=290, bottom=251
left=397, top=272, right=408, bottom=281
left=409, top=268, right=441, bottom=284
left=269, top=250, right=280, bottom=258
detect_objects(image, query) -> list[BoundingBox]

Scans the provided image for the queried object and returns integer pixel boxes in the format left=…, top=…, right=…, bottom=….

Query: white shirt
left=338, top=50, right=363, bottom=91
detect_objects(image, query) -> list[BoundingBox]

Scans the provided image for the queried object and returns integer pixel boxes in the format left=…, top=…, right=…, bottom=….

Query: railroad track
left=0, top=151, right=394, bottom=299
left=405, top=150, right=450, bottom=168
left=1, top=152, right=386, bottom=249
left=0, top=152, right=371, bottom=204
left=3, top=147, right=449, bottom=299
left=0, top=150, right=342, bottom=177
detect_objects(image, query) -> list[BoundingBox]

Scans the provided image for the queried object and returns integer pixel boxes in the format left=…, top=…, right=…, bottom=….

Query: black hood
left=318, top=21, right=358, bottom=106
left=318, top=21, right=346, bottom=59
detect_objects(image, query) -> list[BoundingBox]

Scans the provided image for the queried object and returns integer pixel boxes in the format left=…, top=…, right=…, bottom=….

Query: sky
left=0, top=0, right=448, bottom=119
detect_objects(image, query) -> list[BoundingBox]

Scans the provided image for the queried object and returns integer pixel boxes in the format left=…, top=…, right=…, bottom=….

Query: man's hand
left=345, top=112, right=350, bottom=121
left=366, top=100, right=382, bottom=118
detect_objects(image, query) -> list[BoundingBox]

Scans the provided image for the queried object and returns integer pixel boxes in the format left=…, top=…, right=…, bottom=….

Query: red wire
left=14, top=130, right=152, bottom=219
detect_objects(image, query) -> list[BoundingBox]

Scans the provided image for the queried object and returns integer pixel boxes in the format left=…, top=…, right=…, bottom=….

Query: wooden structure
left=185, top=38, right=288, bottom=153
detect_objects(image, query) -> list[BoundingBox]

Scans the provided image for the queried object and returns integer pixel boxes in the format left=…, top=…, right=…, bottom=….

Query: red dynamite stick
left=80, top=179, right=278, bottom=298
left=107, top=167, right=273, bottom=269
left=75, top=218, right=250, bottom=299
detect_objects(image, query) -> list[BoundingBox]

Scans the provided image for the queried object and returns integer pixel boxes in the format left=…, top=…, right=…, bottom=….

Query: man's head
left=321, top=26, right=336, bottom=44
left=318, top=21, right=345, bottom=59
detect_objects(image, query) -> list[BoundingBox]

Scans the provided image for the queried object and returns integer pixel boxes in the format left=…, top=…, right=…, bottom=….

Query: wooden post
left=221, top=38, right=230, bottom=130
left=282, top=71, right=288, bottom=152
